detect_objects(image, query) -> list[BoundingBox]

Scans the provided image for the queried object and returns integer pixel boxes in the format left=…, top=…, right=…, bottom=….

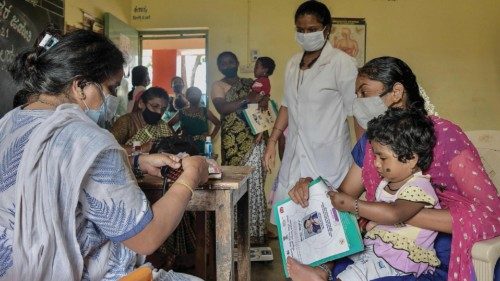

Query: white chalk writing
left=0, top=25, right=9, bottom=38
left=10, top=14, right=32, bottom=42
left=0, top=44, right=15, bottom=70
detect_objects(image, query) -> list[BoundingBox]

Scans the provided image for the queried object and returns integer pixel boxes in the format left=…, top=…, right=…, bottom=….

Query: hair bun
left=8, top=48, right=40, bottom=91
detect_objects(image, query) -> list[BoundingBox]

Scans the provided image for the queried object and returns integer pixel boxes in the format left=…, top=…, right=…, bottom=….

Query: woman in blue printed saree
left=0, top=29, right=208, bottom=281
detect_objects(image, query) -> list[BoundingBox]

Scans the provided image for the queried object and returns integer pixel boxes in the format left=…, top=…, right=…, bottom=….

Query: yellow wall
left=129, top=0, right=500, bottom=131
left=65, top=0, right=131, bottom=27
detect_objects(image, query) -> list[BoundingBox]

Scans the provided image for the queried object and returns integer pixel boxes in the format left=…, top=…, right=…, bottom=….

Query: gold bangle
left=273, top=127, right=284, bottom=132
left=175, top=179, right=195, bottom=198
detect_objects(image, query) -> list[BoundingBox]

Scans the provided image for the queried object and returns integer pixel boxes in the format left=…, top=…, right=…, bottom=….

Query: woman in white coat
left=264, top=1, right=357, bottom=215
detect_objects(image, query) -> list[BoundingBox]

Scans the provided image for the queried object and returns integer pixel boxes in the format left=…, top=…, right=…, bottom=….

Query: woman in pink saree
left=285, top=57, right=499, bottom=281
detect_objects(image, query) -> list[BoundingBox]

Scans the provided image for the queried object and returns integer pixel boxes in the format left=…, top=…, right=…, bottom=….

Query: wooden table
left=138, top=166, right=253, bottom=281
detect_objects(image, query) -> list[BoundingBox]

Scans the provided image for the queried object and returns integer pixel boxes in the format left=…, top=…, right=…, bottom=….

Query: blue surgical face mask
left=82, top=97, right=107, bottom=127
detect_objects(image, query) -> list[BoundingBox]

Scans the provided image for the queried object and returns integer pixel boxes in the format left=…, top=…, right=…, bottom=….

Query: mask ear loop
left=79, top=82, right=106, bottom=113
left=92, top=83, right=108, bottom=122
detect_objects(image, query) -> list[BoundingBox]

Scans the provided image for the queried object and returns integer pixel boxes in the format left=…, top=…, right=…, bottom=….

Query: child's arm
left=207, top=109, right=221, bottom=139
left=329, top=191, right=426, bottom=225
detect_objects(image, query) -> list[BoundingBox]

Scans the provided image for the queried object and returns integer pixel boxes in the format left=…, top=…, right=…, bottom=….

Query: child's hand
left=366, top=221, right=378, bottom=231
left=327, top=191, right=355, bottom=213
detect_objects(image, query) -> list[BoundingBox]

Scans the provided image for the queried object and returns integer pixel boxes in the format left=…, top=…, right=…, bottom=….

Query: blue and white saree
left=0, top=105, right=197, bottom=281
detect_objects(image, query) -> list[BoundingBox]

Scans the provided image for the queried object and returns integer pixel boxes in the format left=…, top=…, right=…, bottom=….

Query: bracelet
left=273, top=126, right=284, bottom=132
left=175, top=179, right=195, bottom=199
left=132, top=154, right=144, bottom=179
left=316, top=264, right=333, bottom=281
left=354, top=199, right=360, bottom=218
left=268, top=138, right=278, bottom=143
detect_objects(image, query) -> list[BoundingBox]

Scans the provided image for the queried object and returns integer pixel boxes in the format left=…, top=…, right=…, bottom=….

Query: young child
left=252, top=56, right=275, bottom=143
left=330, top=108, right=440, bottom=280
left=251, top=56, right=275, bottom=98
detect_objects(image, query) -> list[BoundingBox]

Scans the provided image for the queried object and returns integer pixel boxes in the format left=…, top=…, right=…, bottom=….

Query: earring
left=79, top=89, right=86, bottom=100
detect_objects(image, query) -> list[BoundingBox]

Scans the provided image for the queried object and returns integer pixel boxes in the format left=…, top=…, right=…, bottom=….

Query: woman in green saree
left=211, top=51, right=269, bottom=245
left=168, top=86, right=220, bottom=154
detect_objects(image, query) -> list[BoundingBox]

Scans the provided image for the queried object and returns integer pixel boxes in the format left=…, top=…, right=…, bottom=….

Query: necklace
left=299, top=52, right=320, bottom=69
left=387, top=184, right=400, bottom=192
left=37, top=98, right=61, bottom=107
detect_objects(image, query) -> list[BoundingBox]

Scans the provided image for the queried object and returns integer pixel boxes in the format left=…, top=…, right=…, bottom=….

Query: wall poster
left=331, top=18, right=366, bottom=67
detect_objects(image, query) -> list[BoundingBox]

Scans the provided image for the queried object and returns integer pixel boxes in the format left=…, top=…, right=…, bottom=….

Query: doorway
left=139, top=30, right=208, bottom=106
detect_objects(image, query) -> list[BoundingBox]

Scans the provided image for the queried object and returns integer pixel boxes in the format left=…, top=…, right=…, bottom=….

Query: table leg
left=215, top=190, right=234, bottom=280
left=194, top=211, right=207, bottom=280
left=236, top=183, right=250, bottom=281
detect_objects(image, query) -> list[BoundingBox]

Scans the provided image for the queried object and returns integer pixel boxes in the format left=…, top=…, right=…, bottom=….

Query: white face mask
left=352, top=96, right=388, bottom=129
left=295, top=28, right=326, bottom=52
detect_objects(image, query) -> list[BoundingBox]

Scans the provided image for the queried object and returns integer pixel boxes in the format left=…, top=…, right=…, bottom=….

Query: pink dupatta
left=362, top=116, right=500, bottom=281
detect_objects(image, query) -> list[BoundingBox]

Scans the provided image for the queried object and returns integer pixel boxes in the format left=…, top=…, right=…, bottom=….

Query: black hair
left=186, top=86, right=202, bottom=105
left=366, top=108, right=436, bottom=171
left=9, top=29, right=124, bottom=96
left=216, top=51, right=238, bottom=67
left=174, top=96, right=188, bottom=109
left=131, top=66, right=149, bottom=87
left=256, top=57, right=276, bottom=76
left=140, top=86, right=169, bottom=103
left=295, top=1, right=332, bottom=28
left=128, top=66, right=149, bottom=100
left=358, top=56, right=427, bottom=115
left=171, top=76, right=184, bottom=85
left=13, top=89, right=35, bottom=108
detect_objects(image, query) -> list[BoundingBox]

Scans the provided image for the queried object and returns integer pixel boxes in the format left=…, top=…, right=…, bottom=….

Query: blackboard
left=0, top=0, right=63, bottom=117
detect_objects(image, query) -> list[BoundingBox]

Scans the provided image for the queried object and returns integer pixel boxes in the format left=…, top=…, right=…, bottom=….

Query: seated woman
left=111, top=86, right=173, bottom=151
left=1, top=29, right=208, bottom=280
left=168, top=86, right=221, bottom=154
left=281, top=57, right=499, bottom=281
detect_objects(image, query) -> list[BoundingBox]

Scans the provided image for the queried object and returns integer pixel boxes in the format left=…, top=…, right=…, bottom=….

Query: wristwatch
left=132, top=154, right=143, bottom=178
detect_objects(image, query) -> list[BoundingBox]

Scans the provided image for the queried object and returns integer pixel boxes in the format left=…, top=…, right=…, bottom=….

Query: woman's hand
left=263, top=142, right=276, bottom=172
left=328, top=191, right=355, bottom=213
left=138, top=153, right=181, bottom=177
left=288, top=177, right=313, bottom=208
left=179, top=156, right=209, bottom=187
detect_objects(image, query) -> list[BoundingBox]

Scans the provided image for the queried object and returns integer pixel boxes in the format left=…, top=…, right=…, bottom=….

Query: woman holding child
left=211, top=51, right=269, bottom=245
left=285, top=56, right=499, bottom=281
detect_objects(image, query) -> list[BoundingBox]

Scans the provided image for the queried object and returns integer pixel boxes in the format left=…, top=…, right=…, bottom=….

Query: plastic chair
left=120, top=267, right=153, bottom=281
left=466, top=130, right=500, bottom=281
